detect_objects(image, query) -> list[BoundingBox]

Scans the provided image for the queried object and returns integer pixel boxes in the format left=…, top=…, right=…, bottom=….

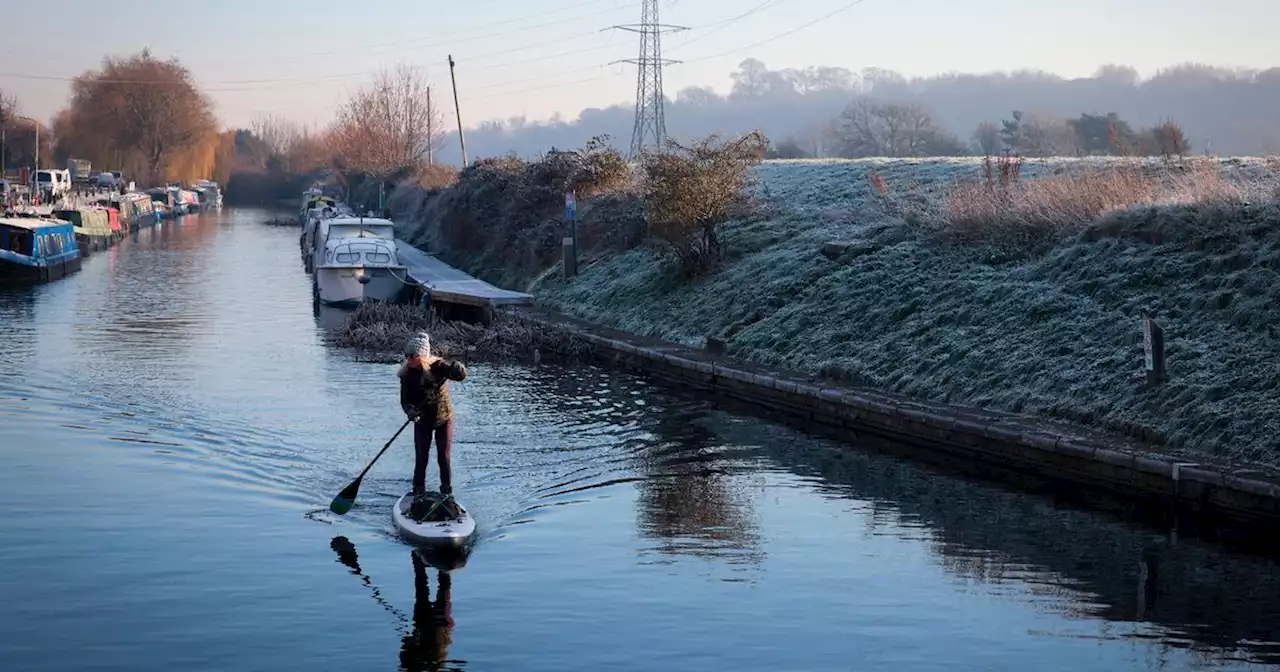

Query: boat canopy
left=53, top=208, right=112, bottom=238
left=321, top=237, right=403, bottom=267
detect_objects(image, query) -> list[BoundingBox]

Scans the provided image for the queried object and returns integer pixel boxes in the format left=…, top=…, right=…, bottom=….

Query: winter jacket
left=399, top=358, right=467, bottom=427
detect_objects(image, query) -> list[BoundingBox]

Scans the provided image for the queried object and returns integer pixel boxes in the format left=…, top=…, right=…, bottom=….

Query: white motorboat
left=313, top=236, right=410, bottom=307
left=309, top=215, right=396, bottom=275
left=300, top=202, right=358, bottom=269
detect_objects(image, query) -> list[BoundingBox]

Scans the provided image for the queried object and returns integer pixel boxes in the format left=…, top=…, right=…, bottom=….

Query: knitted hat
left=404, top=331, right=431, bottom=358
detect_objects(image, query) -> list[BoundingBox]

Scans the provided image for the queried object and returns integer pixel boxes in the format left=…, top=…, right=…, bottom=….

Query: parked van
left=35, top=169, right=71, bottom=200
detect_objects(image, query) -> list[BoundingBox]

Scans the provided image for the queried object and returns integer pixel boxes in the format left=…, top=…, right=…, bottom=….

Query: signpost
left=563, top=191, right=578, bottom=278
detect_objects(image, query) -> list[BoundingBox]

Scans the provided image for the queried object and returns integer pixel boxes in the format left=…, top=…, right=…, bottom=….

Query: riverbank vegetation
left=387, top=142, right=1280, bottom=466
left=334, top=302, right=591, bottom=364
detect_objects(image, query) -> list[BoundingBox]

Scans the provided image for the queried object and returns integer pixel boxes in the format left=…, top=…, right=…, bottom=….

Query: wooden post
left=562, top=237, right=577, bottom=278
left=1143, top=312, right=1166, bottom=386
left=448, top=55, right=468, bottom=168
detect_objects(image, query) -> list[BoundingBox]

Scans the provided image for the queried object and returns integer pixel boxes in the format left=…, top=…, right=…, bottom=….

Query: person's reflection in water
left=400, top=549, right=459, bottom=671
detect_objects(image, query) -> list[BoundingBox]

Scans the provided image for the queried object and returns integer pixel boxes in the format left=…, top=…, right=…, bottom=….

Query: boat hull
left=74, top=233, right=112, bottom=255
left=0, top=255, right=82, bottom=284
left=315, top=266, right=409, bottom=306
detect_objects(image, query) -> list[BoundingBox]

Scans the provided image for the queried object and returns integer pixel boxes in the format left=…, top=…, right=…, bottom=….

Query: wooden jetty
left=394, top=239, right=533, bottom=321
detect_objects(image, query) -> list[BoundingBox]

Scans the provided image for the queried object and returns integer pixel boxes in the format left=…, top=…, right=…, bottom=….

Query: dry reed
left=942, top=157, right=1275, bottom=248
left=335, top=301, right=592, bottom=363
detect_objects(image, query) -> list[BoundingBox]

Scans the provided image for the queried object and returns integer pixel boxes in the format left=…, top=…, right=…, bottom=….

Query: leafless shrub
left=641, top=130, right=769, bottom=276
left=435, top=135, right=632, bottom=274
left=416, top=164, right=459, bottom=190
left=1152, top=118, right=1190, bottom=160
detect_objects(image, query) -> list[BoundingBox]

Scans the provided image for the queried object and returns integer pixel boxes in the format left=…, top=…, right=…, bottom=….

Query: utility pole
left=611, top=0, right=687, bottom=160
left=426, top=85, right=434, bottom=166
left=448, top=55, right=468, bottom=168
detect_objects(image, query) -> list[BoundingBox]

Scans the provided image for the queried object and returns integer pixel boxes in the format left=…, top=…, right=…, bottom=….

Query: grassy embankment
left=386, top=147, right=1280, bottom=467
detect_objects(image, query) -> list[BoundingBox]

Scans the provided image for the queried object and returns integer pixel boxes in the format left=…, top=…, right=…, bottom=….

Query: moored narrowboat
left=0, top=216, right=82, bottom=283
left=100, top=192, right=155, bottom=230
left=103, top=207, right=123, bottom=240
left=178, top=189, right=200, bottom=213
left=53, top=208, right=113, bottom=255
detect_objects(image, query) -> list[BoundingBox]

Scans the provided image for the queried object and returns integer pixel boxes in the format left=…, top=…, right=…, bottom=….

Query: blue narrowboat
left=0, top=216, right=82, bottom=283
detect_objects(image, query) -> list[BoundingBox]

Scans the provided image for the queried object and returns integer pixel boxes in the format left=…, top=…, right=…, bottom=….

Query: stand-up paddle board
left=392, top=491, right=476, bottom=547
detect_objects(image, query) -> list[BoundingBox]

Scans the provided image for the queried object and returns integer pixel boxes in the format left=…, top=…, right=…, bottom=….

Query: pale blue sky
left=2, top=0, right=1274, bottom=130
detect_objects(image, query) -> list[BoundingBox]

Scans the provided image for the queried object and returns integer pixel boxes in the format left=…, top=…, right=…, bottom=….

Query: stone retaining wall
left=514, top=308, right=1280, bottom=530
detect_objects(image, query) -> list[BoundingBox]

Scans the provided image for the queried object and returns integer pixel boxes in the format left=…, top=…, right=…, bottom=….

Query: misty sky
left=2, top=0, right=1274, bottom=130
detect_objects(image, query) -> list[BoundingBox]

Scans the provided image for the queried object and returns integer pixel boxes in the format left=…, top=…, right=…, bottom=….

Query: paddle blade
left=329, top=477, right=362, bottom=515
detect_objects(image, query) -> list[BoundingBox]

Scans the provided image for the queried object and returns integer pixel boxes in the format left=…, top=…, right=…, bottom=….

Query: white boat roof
left=321, top=222, right=396, bottom=240
left=326, top=216, right=393, bottom=226
left=0, top=216, right=72, bottom=230
left=324, top=237, right=397, bottom=251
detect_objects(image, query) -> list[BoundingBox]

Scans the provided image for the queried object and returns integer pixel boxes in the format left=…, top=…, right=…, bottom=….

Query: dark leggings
left=413, top=418, right=453, bottom=494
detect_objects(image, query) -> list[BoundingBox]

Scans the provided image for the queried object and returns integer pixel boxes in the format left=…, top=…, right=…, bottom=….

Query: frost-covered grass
left=530, top=156, right=1280, bottom=466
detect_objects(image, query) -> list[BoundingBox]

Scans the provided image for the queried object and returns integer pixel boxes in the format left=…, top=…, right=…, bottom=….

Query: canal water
left=1, top=208, right=1278, bottom=671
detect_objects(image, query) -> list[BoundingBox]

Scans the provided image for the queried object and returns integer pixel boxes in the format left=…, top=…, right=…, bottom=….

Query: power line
left=462, top=63, right=611, bottom=93
left=193, top=0, right=625, bottom=68
left=9, top=0, right=877, bottom=126
left=667, top=0, right=788, bottom=52
left=679, top=0, right=869, bottom=64
left=464, top=71, right=622, bottom=102
left=0, top=34, right=629, bottom=92
left=0, top=1, right=867, bottom=95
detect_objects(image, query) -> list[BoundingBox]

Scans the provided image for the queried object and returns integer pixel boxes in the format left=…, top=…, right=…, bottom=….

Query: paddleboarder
left=399, top=332, right=467, bottom=505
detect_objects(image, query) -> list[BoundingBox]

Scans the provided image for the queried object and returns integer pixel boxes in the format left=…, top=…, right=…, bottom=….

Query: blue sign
left=565, top=192, right=576, bottom=220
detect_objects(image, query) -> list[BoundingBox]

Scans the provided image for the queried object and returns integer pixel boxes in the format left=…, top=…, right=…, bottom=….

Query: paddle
left=330, top=415, right=415, bottom=515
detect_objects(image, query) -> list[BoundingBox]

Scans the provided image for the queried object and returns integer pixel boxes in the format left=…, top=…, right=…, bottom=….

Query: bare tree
left=0, top=89, right=16, bottom=129
left=1151, top=118, right=1190, bottom=159
left=251, top=114, right=302, bottom=165
left=1001, top=110, right=1077, bottom=157
left=66, top=50, right=216, bottom=183
left=0, top=90, right=17, bottom=169
left=837, top=97, right=960, bottom=157
left=328, top=64, right=445, bottom=177
left=972, top=121, right=1001, bottom=155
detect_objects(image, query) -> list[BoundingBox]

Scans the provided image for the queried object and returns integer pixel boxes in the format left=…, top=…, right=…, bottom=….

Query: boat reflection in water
left=329, top=536, right=469, bottom=671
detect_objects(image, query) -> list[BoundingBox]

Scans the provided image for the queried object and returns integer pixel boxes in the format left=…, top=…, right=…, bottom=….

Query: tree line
left=768, top=103, right=1191, bottom=159
left=444, top=59, right=1280, bottom=163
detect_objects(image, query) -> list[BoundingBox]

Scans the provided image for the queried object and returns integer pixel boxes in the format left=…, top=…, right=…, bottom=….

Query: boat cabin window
left=335, top=252, right=360, bottom=264
left=365, top=252, right=391, bottom=263
left=4, top=227, right=32, bottom=255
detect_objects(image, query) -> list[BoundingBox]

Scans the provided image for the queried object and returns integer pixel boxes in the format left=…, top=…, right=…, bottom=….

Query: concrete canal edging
left=511, top=307, right=1280, bottom=529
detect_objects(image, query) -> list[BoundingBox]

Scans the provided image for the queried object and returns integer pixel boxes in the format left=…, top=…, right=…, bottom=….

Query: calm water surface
left=1, top=209, right=1278, bottom=671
